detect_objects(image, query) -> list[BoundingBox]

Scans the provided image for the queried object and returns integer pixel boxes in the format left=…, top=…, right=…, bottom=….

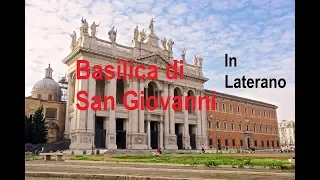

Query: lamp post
left=91, top=110, right=96, bottom=155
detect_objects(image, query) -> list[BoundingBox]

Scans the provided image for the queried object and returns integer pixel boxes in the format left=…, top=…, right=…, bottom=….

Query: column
left=160, top=121, right=164, bottom=149
left=75, top=78, right=89, bottom=130
left=169, top=83, right=175, bottom=135
left=107, top=77, right=117, bottom=149
left=147, top=120, right=151, bottom=149
left=183, top=87, right=190, bottom=149
left=64, top=74, right=73, bottom=136
left=183, top=88, right=189, bottom=136
left=131, top=79, right=138, bottom=133
left=201, top=90, right=207, bottom=136
left=196, top=90, right=202, bottom=149
left=138, top=79, right=145, bottom=133
left=87, top=78, right=96, bottom=132
left=163, top=83, right=169, bottom=135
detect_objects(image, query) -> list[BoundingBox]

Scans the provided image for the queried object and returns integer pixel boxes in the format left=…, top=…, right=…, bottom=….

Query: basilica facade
left=63, top=19, right=209, bottom=150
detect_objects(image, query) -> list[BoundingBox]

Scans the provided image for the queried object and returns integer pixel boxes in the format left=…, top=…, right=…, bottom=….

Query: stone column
left=165, top=83, right=178, bottom=149
left=163, top=83, right=169, bottom=135
left=200, top=90, right=208, bottom=149
left=183, top=87, right=190, bottom=149
left=131, top=79, right=138, bottom=133
left=69, top=76, right=94, bottom=150
left=169, top=83, right=175, bottom=135
left=147, top=120, right=151, bottom=149
left=64, top=73, right=73, bottom=138
left=139, top=79, right=145, bottom=133
left=135, top=79, right=147, bottom=149
left=196, top=90, right=202, bottom=149
left=160, top=119, right=164, bottom=149
left=201, top=90, right=207, bottom=136
left=106, top=77, right=117, bottom=149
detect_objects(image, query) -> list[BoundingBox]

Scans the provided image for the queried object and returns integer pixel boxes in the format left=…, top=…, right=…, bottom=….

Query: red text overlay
left=75, top=60, right=216, bottom=111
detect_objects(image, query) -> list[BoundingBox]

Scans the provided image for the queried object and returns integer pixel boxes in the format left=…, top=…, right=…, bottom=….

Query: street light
left=91, top=110, right=96, bottom=155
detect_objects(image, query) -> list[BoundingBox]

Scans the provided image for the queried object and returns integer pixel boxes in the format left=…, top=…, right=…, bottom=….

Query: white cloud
left=25, top=0, right=295, bottom=121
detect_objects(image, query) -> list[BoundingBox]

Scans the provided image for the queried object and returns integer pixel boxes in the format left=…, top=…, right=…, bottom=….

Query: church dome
left=33, top=78, right=60, bottom=91
left=31, top=63, right=62, bottom=102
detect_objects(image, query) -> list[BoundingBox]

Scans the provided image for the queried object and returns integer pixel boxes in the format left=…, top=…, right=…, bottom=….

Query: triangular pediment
left=136, top=52, right=171, bottom=69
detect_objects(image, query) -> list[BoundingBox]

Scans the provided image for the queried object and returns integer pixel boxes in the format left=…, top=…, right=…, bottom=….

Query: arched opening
left=187, top=90, right=195, bottom=113
left=146, top=81, right=158, bottom=108
left=71, top=73, right=76, bottom=104
left=95, top=78, right=106, bottom=101
left=173, top=87, right=183, bottom=112
left=116, top=79, right=125, bottom=104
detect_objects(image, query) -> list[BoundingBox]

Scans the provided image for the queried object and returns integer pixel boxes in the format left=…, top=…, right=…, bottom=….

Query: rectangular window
left=232, top=139, right=235, bottom=146
left=30, top=104, right=35, bottom=110
left=45, top=108, right=58, bottom=119
left=266, top=140, right=269, bottom=147
left=254, top=140, right=257, bottom=147
left=261, top=141, right=264, bottom=147
left=209, top=137, right=213, bottom=147
left=271, top=140, right=274, bottom=147
left=240, top=139, right=243, bottom=146
left=231, top=123, right=234, bottom=130
left=225, top=139, right=228, bottom=146
left=223, top=121, right=227, bottom=130
left=238, top=124, right=242, bottom=131
left=208, top=120, right=212, bottom=129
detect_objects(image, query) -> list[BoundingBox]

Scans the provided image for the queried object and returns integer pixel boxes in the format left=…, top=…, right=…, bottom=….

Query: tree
left=25, top=115, right=33, bottom=143
left=26, top=105, right=48, bottom=144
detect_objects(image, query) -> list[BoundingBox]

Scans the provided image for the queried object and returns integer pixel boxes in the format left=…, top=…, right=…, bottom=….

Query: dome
left=33, top=78, right=61, bottom=91
left=31, top=63, right=62, bottom=102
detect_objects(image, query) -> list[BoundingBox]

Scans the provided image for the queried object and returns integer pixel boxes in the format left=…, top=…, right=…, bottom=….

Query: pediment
left=136, top=53, right=171, bottom=69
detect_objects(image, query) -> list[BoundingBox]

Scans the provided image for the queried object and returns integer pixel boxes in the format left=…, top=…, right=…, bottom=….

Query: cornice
left=204, top=89, right=277, bottom=109
left=62, top=47, right=208, bottom=82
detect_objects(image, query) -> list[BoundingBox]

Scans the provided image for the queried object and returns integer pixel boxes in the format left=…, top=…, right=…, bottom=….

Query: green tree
left=25, top=115, right=33, bottom=143
left=31, top=105, right=48, bottom=144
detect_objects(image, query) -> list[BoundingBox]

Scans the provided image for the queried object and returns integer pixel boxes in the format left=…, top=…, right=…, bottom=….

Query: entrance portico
left=63, top=18, right=209, bottom=150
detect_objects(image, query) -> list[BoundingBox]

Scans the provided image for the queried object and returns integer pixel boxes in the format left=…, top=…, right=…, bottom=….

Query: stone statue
left=148, top=18, right=155, bottom=34
left=198, top=56, right=203, bottom=67
left=166, top=39, right=174, bottom=51
left=133, top=25, right=139, bottom=41
left=161, top=37, right=167, bottom=50
left=140, top=29, right=146, bottom=42
left=193, top=55, right=198, bottom=66
left=70, top=31, right=77, bottom=50
left=181, top=48, right=187, bottom=60
left=80, top=17, right=89, bottom=36
left=108, top=26, right=117, bottom=43
left=90, top=22, right=100, bottom=37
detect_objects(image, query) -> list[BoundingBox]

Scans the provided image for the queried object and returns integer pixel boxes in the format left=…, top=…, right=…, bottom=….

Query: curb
left=25, top=157, right=44, bottom=161
left=25, top=172, right=223, bottom=180
left=65, top=160, right=294, bottom=170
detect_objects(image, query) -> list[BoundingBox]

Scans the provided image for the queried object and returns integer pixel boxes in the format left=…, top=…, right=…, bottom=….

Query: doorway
left=150, top=121, right=159, bottom=149
left=247, top=137, right=251, bottom=149
left=175, top=124, right=183, bottom=149
left=94, top=117, right=106, bottom=149
left=189, top=125, right=196, bottom=149
left=116, top=119, right=126, bottom=149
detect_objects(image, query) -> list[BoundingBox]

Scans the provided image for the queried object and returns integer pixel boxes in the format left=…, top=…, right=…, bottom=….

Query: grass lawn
left=69, top=153, right=295, bottom=169
left=25, top=154, right=41, bottom=159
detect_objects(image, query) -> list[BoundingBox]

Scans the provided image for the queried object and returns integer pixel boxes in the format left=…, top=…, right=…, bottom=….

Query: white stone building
left=62, top=18, right=209, bottom=150
left=278, top=120, right=295, bottom=146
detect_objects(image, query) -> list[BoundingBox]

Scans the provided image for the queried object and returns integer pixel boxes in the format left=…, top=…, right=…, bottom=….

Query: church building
left=63, top=18, right=209, bottom=150
left=25, top=64, right=66, bottom=143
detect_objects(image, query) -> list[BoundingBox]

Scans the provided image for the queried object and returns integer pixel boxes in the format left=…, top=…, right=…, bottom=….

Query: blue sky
left=25, top=0, right=295, bottom=121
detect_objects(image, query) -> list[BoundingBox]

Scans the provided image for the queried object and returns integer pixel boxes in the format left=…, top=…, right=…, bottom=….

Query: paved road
left=26, top=160, right=295, bottom=180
